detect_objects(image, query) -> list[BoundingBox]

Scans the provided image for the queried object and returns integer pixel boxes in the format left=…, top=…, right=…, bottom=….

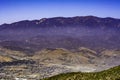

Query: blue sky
left=0, top=0, right=120, bottom=24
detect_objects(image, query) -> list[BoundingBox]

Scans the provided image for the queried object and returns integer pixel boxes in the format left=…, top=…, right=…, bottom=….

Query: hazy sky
left=0, top=0, right=120, bottom=24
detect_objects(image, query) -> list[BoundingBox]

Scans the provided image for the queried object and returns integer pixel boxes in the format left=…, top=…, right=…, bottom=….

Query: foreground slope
left=43, top=65, right=120, bottom=80
left=0, top=47, right=120, bottom=79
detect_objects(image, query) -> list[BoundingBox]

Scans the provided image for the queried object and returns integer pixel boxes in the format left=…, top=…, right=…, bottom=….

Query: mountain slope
left=0, top=55, right=13, bottom=62
left=0, top=16, right=120, bottom=51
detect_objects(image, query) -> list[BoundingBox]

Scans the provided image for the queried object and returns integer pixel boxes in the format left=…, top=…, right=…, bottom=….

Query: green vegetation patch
left=42, top=66, right=120, bottom=80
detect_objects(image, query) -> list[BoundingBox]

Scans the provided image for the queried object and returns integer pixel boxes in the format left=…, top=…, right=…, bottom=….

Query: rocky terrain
left=0, top=47, right=120, bottom=80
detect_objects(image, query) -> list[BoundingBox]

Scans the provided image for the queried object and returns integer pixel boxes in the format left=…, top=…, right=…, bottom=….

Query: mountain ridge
left=1, top=16, right=120, bottom=28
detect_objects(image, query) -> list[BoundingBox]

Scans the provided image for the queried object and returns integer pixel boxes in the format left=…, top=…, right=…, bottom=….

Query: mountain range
left=0, top=16, right=120, bottom=79
left=0, top=16, right=120, bottom=51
